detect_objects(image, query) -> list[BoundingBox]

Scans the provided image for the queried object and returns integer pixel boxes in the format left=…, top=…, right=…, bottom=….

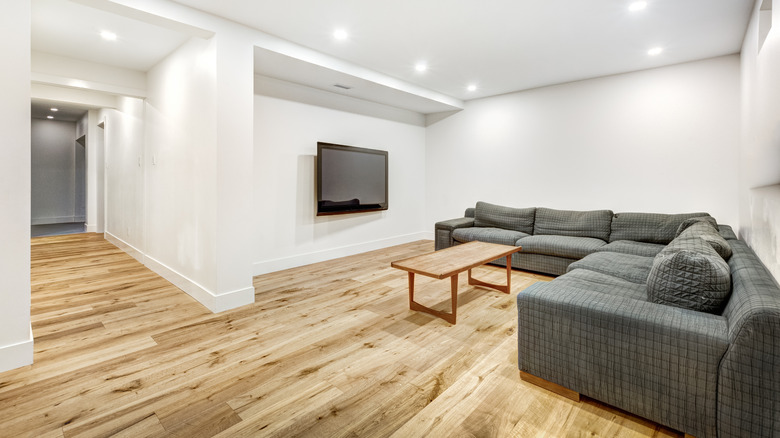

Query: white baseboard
left=104, top=232, right=144, bottom=264
left=252, top=232, right=432, bottom=275
left=103, top=233, right=254, bottom=313
left=143, top=255, right=254, bottom=313
left=85, top=223, right=98, bottom=233
left=420, top=231, right=434, bottom=241
left=0, top=325, right=34, bottom=373
left=31, top=215, right=86, bottom=225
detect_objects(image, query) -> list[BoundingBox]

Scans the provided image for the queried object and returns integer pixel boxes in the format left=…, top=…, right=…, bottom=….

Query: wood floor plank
left=0, top=234, right=687, bottom=438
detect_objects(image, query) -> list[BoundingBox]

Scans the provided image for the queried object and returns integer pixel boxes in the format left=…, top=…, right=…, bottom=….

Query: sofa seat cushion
left=567, top=252, right=654, bottom=284
left=517, top=235, right=606, bottom=259
left=533, top=207, right=613, bottom=241
left=647, top=234, right=731, bottom=314
left=594, top=240, right=665, bottom=258
left=610, top=212, right=711, bottom=244
left=473, top=201, right=535, bottom=234
left=550, top=269, right=648, bottom=301
left=452, top=227, right=527, bottom=246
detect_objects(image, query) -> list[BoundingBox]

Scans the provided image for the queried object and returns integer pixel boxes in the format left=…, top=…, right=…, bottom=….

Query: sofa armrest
left=434, top=217, right=474, bottom=250
left=518, top=283, right=728, bottom=437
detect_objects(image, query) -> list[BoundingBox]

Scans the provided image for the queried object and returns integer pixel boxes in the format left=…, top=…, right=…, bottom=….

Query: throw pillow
left=677, top=219, right=733, bottom=260
left=675, top=216, right=718, bottom=236
left=646, top=234, right=731, bottom=314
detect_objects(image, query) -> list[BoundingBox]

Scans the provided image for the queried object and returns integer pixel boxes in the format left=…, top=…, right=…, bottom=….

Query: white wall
left=142, top=34, right=255, bottom=312
left=252, top=93, right=427, bottom=274
left=0, top=0, right=32, bottom=373
left=85, top=109, right=105, bottom=233
left=31, top=119, right=81, bottom=224
left=103, top=97, right=145, bottom=260
left=740, top=0, right=780, bottom=280
left=144, top=36, right=220, bottom=303
left=425, top=55, right=741, bottom=228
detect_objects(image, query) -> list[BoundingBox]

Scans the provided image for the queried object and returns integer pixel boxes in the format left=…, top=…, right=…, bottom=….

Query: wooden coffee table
left=390, top=241, right=522, bottom=324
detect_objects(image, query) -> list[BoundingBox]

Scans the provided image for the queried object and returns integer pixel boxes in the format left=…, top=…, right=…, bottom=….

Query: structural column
left=0, top=0, right=33, bottom=372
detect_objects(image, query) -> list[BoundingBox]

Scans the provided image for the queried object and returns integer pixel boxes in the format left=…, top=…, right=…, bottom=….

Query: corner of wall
left=143, top=252, right=254, bottom=313
left=0, top=326, right=33, bottom=374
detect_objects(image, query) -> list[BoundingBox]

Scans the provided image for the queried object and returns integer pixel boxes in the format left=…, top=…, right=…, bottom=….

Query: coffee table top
left=391, top=241, right=522, bottom=279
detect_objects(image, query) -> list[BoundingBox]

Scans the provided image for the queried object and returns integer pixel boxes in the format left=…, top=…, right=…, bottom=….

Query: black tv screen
left=317, top=142, right=388, bottom=216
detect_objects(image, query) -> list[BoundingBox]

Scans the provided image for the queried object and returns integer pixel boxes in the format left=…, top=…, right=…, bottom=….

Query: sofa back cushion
left=473, top=202, right=535, bottom=234
left=646, top=234, right=731, bottom=314
left=610, top=212, right=711, bottom=244
left=533, top=207, right=613, bottom=241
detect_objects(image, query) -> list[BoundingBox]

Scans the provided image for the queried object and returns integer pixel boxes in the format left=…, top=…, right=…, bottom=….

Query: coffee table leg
left=408, top=272, right=458, bottom=324
left=506, top=254, right=512, bottom=292
left=467, top=258, right=512, bottom=294
left=408, top=272, right=415, bottom=306
left=450, top=274, right=458, bottom=324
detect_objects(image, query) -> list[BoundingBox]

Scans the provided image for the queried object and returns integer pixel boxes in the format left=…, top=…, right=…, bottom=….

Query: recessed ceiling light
left=50, top=108, right=58, bottom=112
left=100, top=30, right=117, bottom=41
left=629, top=1, right=647, bottom=11
left=467, top=84, right=477, bottom=92
left=647, top=47, right=663, bottom=56
left=333, top=29, right=348, bottom=41
left=47, top=116, right=54, bottom=119
left=414, top=62, right=427, bottom=73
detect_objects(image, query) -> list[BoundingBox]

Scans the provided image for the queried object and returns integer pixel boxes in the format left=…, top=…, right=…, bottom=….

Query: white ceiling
left=31, top=98, right=89, bottom=122
left=173, top=0, right=754, bottom=100
left=30, top=0, right=754, bottom=113
left=32, top=0, right=192, bottom=72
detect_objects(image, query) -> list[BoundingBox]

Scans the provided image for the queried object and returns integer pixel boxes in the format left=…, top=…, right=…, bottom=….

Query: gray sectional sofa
left=434, top=202, right=780, bottom=438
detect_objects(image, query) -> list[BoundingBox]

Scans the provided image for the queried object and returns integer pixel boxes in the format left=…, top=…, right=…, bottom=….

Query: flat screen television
left=316, top=142, right=388, bottom=216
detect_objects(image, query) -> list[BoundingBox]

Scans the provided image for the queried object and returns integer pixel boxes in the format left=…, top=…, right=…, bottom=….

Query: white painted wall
left=31, top=119, right=81, bottom=224
left=425, top=55, right=741, bottom=228
left=144, top=36, right=219, bottom=301
left=103, top=97, right=145, bottom=260
left=85, top=109, right=105, bottom=233
left=740, top=0, right=780, bottom=280
left=252, top=93, right=427, bottom=274
left=0, top=0, right=32, bottom=373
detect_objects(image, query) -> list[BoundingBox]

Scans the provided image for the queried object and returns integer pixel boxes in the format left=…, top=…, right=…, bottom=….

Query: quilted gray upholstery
left=518, top=282, right=728, bottom=438
left=646, top=234, right=731, bottom=314
left=452, top=227, right=528, bottom=247
left=594, top=240, right=665, bottom=257
left=533, top=207, right=613, bottom=241
left=517, top=235, right=606, bottom=259
left=676, top=216, right=719, bottom=236
left=568, top=252, right=654, bottom=284
left=610, top=212, right=711, bottom=244
left=678, top=221, right=733, bottom=260
left=473, top=201, right=535, bottom=234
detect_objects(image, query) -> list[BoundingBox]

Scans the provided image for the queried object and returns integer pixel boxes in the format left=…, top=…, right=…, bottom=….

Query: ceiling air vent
left=333, top=84, right=352, bottom=90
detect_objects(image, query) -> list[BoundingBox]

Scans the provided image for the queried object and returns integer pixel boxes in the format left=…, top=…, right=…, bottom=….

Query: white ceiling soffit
left=173, top=0, right=753, bottom=100
left=32, top=0, right=209, bottom=72
left=254, top=47, right=463, bottom=114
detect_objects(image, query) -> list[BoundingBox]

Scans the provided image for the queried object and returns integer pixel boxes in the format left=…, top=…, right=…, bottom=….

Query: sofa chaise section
left=517, top=219, right=780, bottom=437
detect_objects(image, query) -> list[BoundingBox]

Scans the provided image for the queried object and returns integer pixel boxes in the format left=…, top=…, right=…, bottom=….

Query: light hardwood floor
left=0, top=233, right=684, bottom=437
